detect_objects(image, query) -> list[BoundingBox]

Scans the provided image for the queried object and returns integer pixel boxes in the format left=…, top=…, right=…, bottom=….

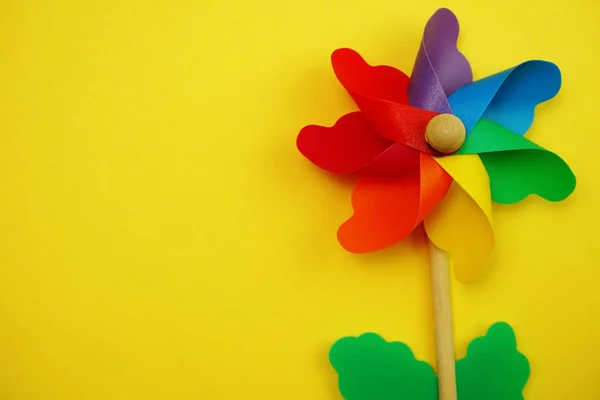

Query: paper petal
left=297, top=112, right=394, bottom=174
left=408, top=8, right=473, bottom=113
left=424, top=155, right=493, bottom=282
left=329, top=333, right=438, bottom=400
left=297, top=112, right=422, bottom=177
left=456, top=323, right=530, bottom=400
left=331, top=48, right=409, bottom=104
left=457, top=120, right=576, bottom=203
left=331, top=48, right=440, bottom=155
left=339, top=153, right=451, bottom=253
left=449, top=61, right=561, bottom=134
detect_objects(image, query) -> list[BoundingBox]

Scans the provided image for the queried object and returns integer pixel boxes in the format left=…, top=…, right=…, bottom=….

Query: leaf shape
left=456, top=323, right=530, bottom=400
left=457, top=119, right=576, bottom=204
left=329, top=333, right=438, bottom=400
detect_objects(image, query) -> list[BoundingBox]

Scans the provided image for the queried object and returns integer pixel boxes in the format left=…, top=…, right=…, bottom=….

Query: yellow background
left=0, top=0, right=598, bottom=398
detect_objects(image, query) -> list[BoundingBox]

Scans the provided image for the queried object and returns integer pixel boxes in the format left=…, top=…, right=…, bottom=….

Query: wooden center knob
left=425, top=114, right=466, bottom=154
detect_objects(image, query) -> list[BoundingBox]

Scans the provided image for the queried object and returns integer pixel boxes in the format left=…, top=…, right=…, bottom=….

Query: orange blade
left=338, top=153, right=452, bottom=252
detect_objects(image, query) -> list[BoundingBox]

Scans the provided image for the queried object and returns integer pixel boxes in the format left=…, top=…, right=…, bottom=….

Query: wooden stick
left=428, top=240, right=457, bottom=400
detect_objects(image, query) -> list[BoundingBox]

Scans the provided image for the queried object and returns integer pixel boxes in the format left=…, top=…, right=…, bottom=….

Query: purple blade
left=408, top=8, right=473, bottom=113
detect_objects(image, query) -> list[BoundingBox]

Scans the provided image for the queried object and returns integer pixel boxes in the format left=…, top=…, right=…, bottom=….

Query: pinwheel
left=296, top=8, right=575, bottom=400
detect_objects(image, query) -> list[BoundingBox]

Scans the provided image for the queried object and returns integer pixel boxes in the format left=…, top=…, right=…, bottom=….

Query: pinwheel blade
left=408, top=8, right=473, bottom=113
left=339, top=153, right=452, bottom=252
left=457, top=119, right=576, bottom=203
left=331, top=48, right=440, bottom=155
left=449, top=61, right=561, bottom=135
left=424, top=154, right=493, bottom=282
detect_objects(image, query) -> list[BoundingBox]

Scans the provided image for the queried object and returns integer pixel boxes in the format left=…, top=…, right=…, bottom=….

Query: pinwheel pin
left=296, top=8, right=575, bottom=400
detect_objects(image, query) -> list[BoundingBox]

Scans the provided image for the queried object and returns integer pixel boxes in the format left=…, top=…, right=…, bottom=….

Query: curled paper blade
left=457, top=120, right=576, bottom=203
left=331, top=48, right=440, bottom=155
left=331, top=48, right=410, bottom=104
left=449, top=61, right=561, bottom=134
left=297, top=112, right=421, bottom=177
left=408, top=8, right=473, bottom=113
left=339, top=153, right=451, bottom=253
left=424, top=155, right=493, bottom=282
left=297, top=112, right=395, bottom=175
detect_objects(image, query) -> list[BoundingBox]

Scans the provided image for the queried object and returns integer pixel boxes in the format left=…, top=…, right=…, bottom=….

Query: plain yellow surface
left=0, top=0, right=599, bottom=399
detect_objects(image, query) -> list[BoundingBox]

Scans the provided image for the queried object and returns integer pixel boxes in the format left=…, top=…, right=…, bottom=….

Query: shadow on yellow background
left=0, top=0, right=599, bottom=398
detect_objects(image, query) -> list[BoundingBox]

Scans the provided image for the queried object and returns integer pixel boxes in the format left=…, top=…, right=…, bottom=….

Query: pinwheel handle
left=429, top=241, right=457, bottom=400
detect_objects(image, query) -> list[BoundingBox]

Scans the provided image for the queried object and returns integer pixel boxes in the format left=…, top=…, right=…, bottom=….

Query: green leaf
left=456, top=322, right=530, bottom=400
left=329, top=333, right=438, bottom=400
left=457, top=119, right=576, bottom=204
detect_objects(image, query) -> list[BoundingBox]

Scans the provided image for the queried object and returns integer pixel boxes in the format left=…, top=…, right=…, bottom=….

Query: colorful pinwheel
left=296, top=8, right=575, bottom=400
left=297, top=8, right=575, bottom=283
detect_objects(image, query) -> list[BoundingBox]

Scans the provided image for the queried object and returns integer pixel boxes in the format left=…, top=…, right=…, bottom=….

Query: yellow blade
left=424, top=154, right=494, bottom=283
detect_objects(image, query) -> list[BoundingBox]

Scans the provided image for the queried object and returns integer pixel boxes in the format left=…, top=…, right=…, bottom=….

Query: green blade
left=457, top=119, right=576, bottom=204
